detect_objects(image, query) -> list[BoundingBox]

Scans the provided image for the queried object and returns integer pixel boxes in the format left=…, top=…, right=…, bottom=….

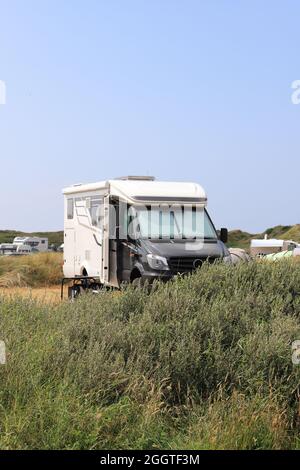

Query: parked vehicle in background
left=62, top=176, right=231, bottom=297
left=13, top=236, right=48, bottom=253
left=294, top=247, right=300, bottom=257
left=0, top=237, right=49, bottom=256
left=0, top=243, right=18, bottom=255
left=250, top=235, right=299, bottom=257
left=0, top=243, right=31, bottom=256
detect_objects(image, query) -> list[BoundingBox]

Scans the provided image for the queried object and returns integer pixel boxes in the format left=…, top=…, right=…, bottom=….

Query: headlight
left=147, top=254, right=169, bottom=270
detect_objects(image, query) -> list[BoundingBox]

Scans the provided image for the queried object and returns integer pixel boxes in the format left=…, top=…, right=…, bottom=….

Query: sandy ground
left=0, top=285, right=64, bottom=303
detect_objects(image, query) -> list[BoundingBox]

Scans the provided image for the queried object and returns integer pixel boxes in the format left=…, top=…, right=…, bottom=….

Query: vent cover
left=115, top=176, right=156, bottom=181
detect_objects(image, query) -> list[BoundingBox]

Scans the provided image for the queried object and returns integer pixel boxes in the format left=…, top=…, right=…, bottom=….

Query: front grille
left=168, top=256, right=217, bottom=273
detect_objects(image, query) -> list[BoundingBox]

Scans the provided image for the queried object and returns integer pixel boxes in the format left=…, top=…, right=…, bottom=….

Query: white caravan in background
left=13, top=236, right=49, bottom=252
left=250, top=236, right=299, bottom=257
left=62, top=176, right=230, bottom=298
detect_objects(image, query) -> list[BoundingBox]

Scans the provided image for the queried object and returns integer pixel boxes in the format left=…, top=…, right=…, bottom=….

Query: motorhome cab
left=62, top=176, right=230, bottom=296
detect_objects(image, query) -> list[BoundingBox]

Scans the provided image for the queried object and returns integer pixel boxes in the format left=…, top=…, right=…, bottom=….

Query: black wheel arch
left=130, top=267, right=142, bottom=282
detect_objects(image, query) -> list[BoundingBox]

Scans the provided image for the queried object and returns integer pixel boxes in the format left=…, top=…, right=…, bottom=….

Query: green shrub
left=1, top=260, right=300, bottom=449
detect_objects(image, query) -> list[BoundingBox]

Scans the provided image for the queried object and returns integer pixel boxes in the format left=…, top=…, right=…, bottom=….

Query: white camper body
left=63, top=177, right=208, bottom=285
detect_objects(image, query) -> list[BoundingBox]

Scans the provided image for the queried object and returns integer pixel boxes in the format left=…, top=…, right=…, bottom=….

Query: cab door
left=101, top=195, right=119, bottom=287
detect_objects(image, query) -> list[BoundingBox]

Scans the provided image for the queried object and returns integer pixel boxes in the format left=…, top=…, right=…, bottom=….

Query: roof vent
left=115, top=176, right=156, bottom=181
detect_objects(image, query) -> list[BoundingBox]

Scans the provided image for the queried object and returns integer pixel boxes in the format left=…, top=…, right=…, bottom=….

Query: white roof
left=63, top=178, right=207, bottom=204
left=251, top=238, right=296, bottom=248
left=13, top=236, right=47, bottom=243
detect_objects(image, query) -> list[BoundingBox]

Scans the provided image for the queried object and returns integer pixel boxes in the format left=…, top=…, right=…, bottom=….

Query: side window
left=89, top=196, right=103, bottom=227
left=67, top=198, right=74, bottom=219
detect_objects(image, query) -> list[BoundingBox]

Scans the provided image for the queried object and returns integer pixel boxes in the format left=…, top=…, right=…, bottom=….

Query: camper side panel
left=63, top=192, right=104, bottom=279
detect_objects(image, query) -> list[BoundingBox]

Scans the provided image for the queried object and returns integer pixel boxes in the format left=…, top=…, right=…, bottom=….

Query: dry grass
left=0, top=286, right=63, bottom=303
left=179, top=391, right=289, bottom=450
left=0, top=252, right=63, bottom=288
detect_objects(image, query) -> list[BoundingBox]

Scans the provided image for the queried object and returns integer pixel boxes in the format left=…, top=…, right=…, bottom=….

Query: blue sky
left=0, top=0, right=299, bottom=233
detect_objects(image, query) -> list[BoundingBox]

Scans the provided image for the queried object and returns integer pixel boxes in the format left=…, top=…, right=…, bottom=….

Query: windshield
left=128, top=206, right=218, bottom=240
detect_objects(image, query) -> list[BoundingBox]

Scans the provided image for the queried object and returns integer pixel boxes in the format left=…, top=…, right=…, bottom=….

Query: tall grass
left=1, top=260, right=300, bottom=449
left=0, top=252, right=62, bottom=287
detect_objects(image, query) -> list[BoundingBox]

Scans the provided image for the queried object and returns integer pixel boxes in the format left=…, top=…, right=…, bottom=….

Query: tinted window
left=89, top=196, right=103, bottom=227
left=67, top=199, right=74, bottom=219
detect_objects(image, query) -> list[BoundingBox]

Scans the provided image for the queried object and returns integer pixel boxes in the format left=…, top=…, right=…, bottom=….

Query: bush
left=1, top=260, right=300, bottom=449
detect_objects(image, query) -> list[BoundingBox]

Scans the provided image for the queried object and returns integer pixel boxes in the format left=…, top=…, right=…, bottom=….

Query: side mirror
left=220, top=228, right=228, bottom=244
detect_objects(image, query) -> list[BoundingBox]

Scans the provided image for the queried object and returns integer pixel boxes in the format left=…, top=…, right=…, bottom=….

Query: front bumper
left=140, top=255, right=226, bottom=282
left=140, top=270, right=174, bottom=282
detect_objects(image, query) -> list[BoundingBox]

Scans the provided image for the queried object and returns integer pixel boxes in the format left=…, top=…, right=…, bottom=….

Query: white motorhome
left=62, top=176, right=230, bottom=297
left=13, top=236, right=48, bottom=252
